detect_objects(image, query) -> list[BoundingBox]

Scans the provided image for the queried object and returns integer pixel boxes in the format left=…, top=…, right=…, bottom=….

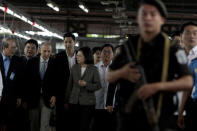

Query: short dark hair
left=92, top=46, right=101, bottom=55
left=25, top=39, right=38, bottom=49
left=78, top=46, right=93, bottom=64
left=139, top=0, right=168, bottom=18
left=63, top=32, right=75, bottom=41
left=114, top=45, right=121, bottom=51
left=101, top=44, right=114, bottom=52
left=180, top=21, right=197, bottom=33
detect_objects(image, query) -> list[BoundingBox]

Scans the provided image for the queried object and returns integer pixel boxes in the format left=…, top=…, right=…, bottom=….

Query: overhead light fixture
left=0, top=4, right=63, bottom=40
left=0, top=24, right=43, bottom=44
left=79, top=2, right=89, bottom=13
left=73, top=33, right=79, bottom=37
left=46, top=0, right=60, bottom=12
left=101, top=1, right=119, bottom=5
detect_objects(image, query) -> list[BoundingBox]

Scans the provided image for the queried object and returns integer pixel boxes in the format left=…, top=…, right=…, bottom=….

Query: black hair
left=63, top=32, right=75, bottom=41
left=114, top=45, right=121, bottom=51
left=92, top=46, right=101, bottom=55
left=139, top=0, right=167, bottom=18
left=78, top=46, right=93, bottom=64
left=25, top=39, right=38, bottom=49
left=180, top=21, right=197, bottom=33
left=101, top=44, right=114, bottom=52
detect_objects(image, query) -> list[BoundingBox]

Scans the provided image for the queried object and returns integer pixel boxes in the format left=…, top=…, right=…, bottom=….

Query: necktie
left=4, top=58, right=10, bottom=77
left=40, top=61, right=47, bottom=80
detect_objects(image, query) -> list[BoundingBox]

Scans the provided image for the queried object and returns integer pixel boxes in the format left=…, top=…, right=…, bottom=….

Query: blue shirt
left=2, top=53, right=11, bottom=77
left=190, top=57, right=197, bottom=99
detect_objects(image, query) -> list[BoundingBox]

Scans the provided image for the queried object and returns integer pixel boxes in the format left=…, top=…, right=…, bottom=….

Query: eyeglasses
left=183, top=30, right=197, bottom=36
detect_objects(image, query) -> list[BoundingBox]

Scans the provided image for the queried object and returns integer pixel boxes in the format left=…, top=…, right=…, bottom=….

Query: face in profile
left=93, top=50, right=101, bottom=64
left=77, top=51, right=85, bottom=65
left=4, top=39, right=17, bottom=57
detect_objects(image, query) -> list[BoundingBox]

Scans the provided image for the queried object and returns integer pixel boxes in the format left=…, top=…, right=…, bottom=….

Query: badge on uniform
left=10, top=72, right=15, bottom=80
left=175, top=50, right=187, bottom=64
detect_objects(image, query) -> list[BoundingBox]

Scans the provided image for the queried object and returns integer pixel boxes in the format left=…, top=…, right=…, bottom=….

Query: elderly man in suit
left=25, top=42, right=55, bottom=131
left=0, top=38, right=22, bottom=131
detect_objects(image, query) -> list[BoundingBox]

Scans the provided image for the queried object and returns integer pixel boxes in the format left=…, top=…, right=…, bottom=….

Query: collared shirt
left=66, top=50, right=76, bottom=70
left=40, top=57, right=49, bottom=70
left=188, top=45, right=197, bottom=64
left=95, top=61, right=113, bottom=109
left=40, top=57, right=49, bottom=79
left=188, top=45, right=197, bottom=98
left=2, top=53, right=11, bottom=77
left=0, top=71, right=3, bottom=96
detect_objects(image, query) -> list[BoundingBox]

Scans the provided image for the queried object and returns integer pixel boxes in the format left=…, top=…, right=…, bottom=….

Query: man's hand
left=177, top=113, right=185, bottom=129
left=50, top=96, right=56, bottom=108
left=120, top=64, right=141, bottom=83
left=138, top=83, right=161, bottom=100
left=106, top=106, right=113, bottom=113
left=78, top=80, right=87, bottom=87
left=64, top=103, right=69, bottom=110
left=16, top=98, right=22, bottom=107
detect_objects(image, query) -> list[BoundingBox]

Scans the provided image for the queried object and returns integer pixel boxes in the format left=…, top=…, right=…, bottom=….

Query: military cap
left=139, top=0, right=168, bottom=18
left=180, top=21, right=197, bottom=33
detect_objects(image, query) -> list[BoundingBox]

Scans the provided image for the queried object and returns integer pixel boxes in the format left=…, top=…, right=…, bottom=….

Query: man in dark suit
left=25, top=42, right=55, bottom=131
left=54, top=32, right=76, bottom=131
left=16, top=39, right=39, bottom=131
left=0, top=38, right=22, bottom=131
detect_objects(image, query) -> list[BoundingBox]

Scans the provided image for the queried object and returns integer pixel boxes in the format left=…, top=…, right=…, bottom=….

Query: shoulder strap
left=156, top=32, right=170, bottom=118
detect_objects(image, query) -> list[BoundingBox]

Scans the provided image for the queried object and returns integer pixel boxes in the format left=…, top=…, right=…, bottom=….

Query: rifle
left=123, top=37, right=160, bottom=131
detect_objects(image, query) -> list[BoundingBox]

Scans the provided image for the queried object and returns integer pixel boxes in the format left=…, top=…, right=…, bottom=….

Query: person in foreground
left=106, top=0, right=193, bottom=131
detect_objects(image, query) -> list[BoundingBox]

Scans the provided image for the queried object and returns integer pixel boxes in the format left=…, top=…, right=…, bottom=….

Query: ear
left=161, top=17, right=166, bottom=25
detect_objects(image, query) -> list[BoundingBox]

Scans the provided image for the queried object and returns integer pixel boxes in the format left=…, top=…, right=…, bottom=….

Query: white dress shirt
left=66, top=50, right=76, bottom=70
left=95, top=61, right=115, bottom=109
left=0, top=71, right=3, bottom=96
left=188, top=45, right=197, bottom=64
left=188, top=45, right=197, bottom=98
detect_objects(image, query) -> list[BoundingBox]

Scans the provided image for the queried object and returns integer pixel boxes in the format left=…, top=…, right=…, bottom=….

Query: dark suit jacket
left=25, top=56, right=55, bottom=108
left=0, top=54, right=22, bottom=108
left=65, top=64, right=101, bottom=105
left=54, top=51, right=70, bottom=104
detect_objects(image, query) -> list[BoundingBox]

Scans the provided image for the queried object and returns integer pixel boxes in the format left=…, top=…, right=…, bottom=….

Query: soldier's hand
left=120, top=63, right=141, bottom=83
left=138, top=83, right=160, bottom=100
left=177, top=113, right=185, bottom=129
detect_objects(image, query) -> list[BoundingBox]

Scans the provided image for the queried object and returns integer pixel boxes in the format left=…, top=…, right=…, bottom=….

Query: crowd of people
left=0, top=0, right=197, bottom=131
